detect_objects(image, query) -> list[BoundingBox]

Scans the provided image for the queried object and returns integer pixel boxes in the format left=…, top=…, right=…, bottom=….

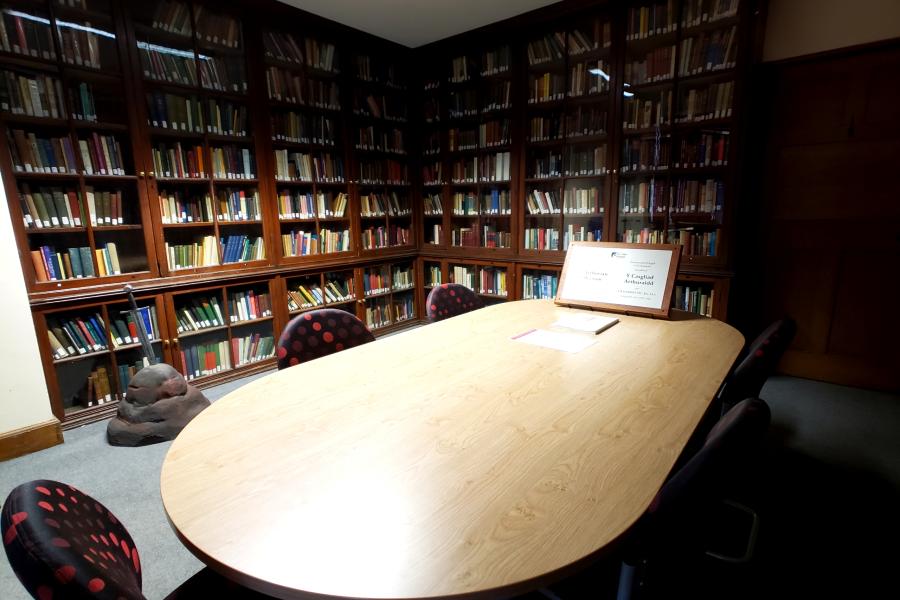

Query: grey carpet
left=2, top=373, right=898, bottom=599
left=0, top=370, right=272, bottom=600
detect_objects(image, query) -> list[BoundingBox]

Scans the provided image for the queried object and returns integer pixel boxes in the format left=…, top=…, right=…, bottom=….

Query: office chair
left=276, top=308, right=375, bottom=370
left=1, top=480, right=272, bottom=599
left=719, top=317, right=796, bottom=412
left=616, top=398, right=772, bottom=600
left=425, top=283, right=484, bottom=322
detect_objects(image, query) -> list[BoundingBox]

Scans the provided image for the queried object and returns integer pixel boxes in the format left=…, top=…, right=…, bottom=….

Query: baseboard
left=0, top=419, right=63, bottom=461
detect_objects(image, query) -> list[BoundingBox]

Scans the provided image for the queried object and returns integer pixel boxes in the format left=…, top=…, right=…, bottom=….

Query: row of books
left=192, top=7, right=242, bottom=50
left=570, top=20, right=612, bottom=55
left=620, top=180, right=670, bottom=214
left=117, top=362, right=146, bottom=400
left=621, top=227, right=665, bottom=244
left=675, top=132, right=730, bottom=168
left=233, top=334, right=276, bottom=368
left=425, top=225, right=443, bottom=245
left=205, top=57, right=247, bottom=94
left=623, top=91, right=672, bottom=130
left=683, top=0, right=741, bottom=28
left=478, top=268, right=509, bottom=297
left=626, top=1, right=677, bottom=40
left=423, top=193, right=442, bottom=216
left=670, top=179, right=725, bottom=215
left=669, top=228, right=718, bottom=256
left=528, top=151, right=562, bottom=179
left=450, top=226, right=477, bottom=247
left=210, top=145, right=255, bottom=180
left=448, top=89, right=478, bottom=118
left=147, top=93, right=248, bottom=137
left=47, top=312, right=107, bottom=359
left=391, top=295, right=415, bottom=323
left=152, top=142, right=205, bottom=179
left=673, top=283, right=715, bottom=318
left=287, top=278, right=354, bottom=312
left=263, top=31, right=304, bottom=65
left=358, top=159, right=407, bottom=185
left=222, top=235, right=265, bottom=264
left=523, top=227, right=559, bottom=250
left=180, top=340, right=232, bottom=381
left=175, top=296, right=225, bottom=333
left=360, top=193, right=410, bottom=217
left=422, top=161, right=441, bottom=185
left=563, top=225, right=602, bottom=250
left=569, top=60, right=610, bottom=97
left=110, top=306, right=160, bottom=349
left=31, top=242, right=122, bottom=282
left=150, top=0, right=192, bottom=37
left=273, top=150, right=344, bottom=182
left=625, top=45, right=676, bottom=85
left=527, top=32, right=565, bottom=66
left=677, top=81, right=733, bottom=122
left=228, top=289, right=272, bottom=323
left=563, top=186, right=603, bottom=214
left=480, top=119, right=511, bottom=148
left=363, top=269, right=390, bottom=295
left=522, top=272, right=558, bottom=299
left=277, top=191, right=348, bottom=219
left=566, top=147, right=607, bottom=176
left=85, top=365, right=113, bottom=406
left=481, top=46, right=511, bottom=75
left=529, top=107, right=607, bottom=141
left=266, top=67, right=340, bottom=108
left=165, top=236, right=218, bottom=270
left=426, top=265, right=442, bottom=286
left=622, top=137, right=670, bottom=172
left=7, top=130, right=126, bottom=175
left=448, top=127, right=477, bottom=151
left=360, top=225, right=410, bottom=250
left=392, top=267, right=414, bottom=290
left=482, top=227, right=512, bottom=249
left=0, top=11, right=55, bottom=60
left=272, top=112, right=335, bottom=145
left=19, top=185, right=83, bottom=229
left=355, top=55, right=405, bottom=87
left=281, top=228, right=350, bottom=256
left=161, top=189, right=265, bottom=224
left=0, top=70, right=64, bottom=118
left=449, top=152, right=511, bottom=183
left=352, top=92, right=407, bottom=122
left=356, top=126, right=405, bottom=154
left=58, top=22, right=103, bottom=70
left=528, top=72, right=565, bottom=104
left=364, top=297, right=391, bottom=330
left=450, top=55, right=474, bottom=83
left=678, top=26, right=737, bottom=76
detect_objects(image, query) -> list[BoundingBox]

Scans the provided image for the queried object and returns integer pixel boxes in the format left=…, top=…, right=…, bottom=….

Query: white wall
left=0, top=174, right=55, bottom=434
left=764, top=0, right=900, bottom=61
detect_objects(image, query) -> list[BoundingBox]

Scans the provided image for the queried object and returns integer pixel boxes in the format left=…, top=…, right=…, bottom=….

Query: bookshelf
left=417, top=0, right=756, bottom=322
left=2, top=0, right=758, bottom=430
left=130, top=1, right=267, bottom=274
left=353, top=51, right=413, bottom=257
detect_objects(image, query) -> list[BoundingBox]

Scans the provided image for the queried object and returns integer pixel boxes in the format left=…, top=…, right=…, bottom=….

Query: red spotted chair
left=276, top=308, right=375, bottom=370
left=425, top=283, right=484, bottom=322
left=1, top=480, right=273, bottom=599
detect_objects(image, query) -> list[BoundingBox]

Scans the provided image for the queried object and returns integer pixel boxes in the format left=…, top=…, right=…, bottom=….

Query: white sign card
left=555, top=242, right=681, bottom=318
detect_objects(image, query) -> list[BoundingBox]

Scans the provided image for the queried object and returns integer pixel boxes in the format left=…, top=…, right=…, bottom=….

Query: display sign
left=555, top=242, right=681, bottom=318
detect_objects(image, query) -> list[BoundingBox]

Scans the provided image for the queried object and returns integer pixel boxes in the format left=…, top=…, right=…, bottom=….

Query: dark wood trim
left=0, top=419, right=63, bottom=461
left=761, top=36, right=900, bottom=68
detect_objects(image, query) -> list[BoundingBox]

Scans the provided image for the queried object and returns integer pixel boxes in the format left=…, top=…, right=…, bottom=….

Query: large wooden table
left=161, top=300, right=744, bottom=599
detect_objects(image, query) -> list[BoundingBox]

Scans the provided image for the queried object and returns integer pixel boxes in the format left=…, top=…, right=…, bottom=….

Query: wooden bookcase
left=2, top=0, right=759, bottom=429
left=416, top=0, right=760, bottom=322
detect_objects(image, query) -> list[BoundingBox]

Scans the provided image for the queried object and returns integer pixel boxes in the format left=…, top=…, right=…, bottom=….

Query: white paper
left=512, top=329, right=597, bottom=353
left=560, top=245, right=673, bottom=310
left=551, top=313, right=619, bottom=334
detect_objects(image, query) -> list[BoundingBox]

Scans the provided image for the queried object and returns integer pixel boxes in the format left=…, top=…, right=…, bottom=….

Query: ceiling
left=276, top=0, right=560, bottom=48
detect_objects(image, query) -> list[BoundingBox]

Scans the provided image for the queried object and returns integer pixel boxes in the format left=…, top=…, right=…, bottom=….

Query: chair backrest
left=276, top=308, right=375, bottom=370
left=2, top=480, right=143, bottom=600
left=426, top=283, right=484, bottom=322
left=638, top=398, right=771, bottom=552
left=721, top=318, right=796, bottom=406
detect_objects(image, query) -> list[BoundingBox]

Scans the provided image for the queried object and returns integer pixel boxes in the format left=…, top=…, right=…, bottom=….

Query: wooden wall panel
left=749, top=42, right=900, bottom=391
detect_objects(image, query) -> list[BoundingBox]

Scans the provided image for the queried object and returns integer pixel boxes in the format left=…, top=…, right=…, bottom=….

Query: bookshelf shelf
left=177, top=324, right=229, bottom=339
left=52, top=350, right=111, bottom=365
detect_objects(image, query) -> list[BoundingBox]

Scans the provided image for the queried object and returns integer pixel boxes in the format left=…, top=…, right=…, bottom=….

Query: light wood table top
left=161, top=300, right=743, bottom=599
